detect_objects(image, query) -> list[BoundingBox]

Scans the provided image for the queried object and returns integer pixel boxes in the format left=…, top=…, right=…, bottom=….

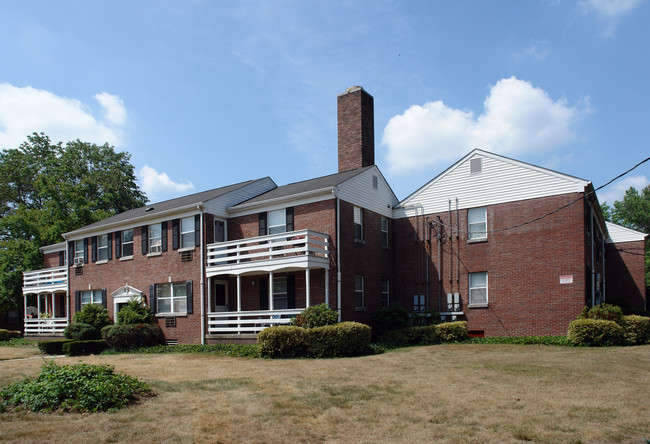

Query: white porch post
left=325, top=269, right=330, bottom=308
left=305, top=268, right=311, bottom=308
left=37, top=294, right=41, bottom=318
left=207, top=277, right=212, bottom=313
left=237, top=275, right=242, bottom=334
left=52, top=293, right=56, bottom=318
left=23, top=294, right=27, bottom=321
left=269, top=271, right=274, bottom=311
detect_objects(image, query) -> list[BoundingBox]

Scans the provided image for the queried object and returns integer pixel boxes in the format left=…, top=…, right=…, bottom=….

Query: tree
left=601, top=185, right=650, bottom=287
left=0, top=133, right=147, bottom=311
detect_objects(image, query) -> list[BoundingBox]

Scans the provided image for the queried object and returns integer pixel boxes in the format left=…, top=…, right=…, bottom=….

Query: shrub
left=305, top=322, right=372, bottom=358
left=117, top=298, right=154, bottom=325
left=585, top=303, right=624, bottom=323
left=62, top=340, right=108, bottom=356
left=436, top=321, right=469, bottom=342
left=38, top=339, right=74, bottom=355
left=258, top=326, right=306, bottom=358
left=411, top=310, right=442, bottom=327
left=73, top=304, right=111, bottom=331
left=567, top=319, right=624, bottom=346
left=0, top=329, right=22, bottom=341
left=371, top=306, right=411, bottom=338
left=618, top=315, right=650, bottom=345
left=0, top=361, right=150, bottom=412
left=290, top=304, right=339, bottom=329
left=101, top=323, right=164, bottom=349
left=64, top=323, right=101, bottom=341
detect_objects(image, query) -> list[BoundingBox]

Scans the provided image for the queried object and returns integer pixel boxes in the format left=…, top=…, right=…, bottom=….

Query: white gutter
left=199, top=206, right=206, bottom=345
left=333, top=187, right=342, bottom=322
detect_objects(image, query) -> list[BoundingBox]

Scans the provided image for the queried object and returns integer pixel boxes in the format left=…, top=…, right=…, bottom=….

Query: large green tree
left=0, top=133, right=147, bottom=311
left=601, top=185, right=650, bottom=287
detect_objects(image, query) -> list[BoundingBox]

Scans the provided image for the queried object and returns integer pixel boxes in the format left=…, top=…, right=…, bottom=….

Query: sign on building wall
left=559, top=275, right=574, bottom=285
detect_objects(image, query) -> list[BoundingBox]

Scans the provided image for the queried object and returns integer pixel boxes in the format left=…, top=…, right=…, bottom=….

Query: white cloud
left=139, top=165, right=194, bottom=201
left=579, top=0, right=643, bottom=35
left=597, top=175, right=649, bottom=204
left=384, top=77, right=588, bottom=174
left=515, top=43, right=550, bottom=61
left=0, top=83, right=126, bottom=149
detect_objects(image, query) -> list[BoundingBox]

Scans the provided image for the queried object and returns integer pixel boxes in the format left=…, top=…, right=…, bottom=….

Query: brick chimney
left=337, top=86, right=374, bottom=172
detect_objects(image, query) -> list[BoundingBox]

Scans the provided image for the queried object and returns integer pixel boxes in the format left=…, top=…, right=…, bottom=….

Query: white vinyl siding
left=337, top=166, right=399, bottom=218
left=469, top=272, right=488, bottom=307
left=203, top=177, right=276, bottom=218
left=468, top=207, right=487, bottom=241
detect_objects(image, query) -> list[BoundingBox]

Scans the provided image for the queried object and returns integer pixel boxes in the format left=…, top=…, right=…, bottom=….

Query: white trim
left=605, top=221, right=647, bottom=243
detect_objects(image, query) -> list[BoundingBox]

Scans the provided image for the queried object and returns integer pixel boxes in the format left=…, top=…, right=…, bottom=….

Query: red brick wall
left=606, top=240, right=647, bottom=310
left=43, top=251, right=63, bottom=268
left=395, top=193, right=588, bottom=336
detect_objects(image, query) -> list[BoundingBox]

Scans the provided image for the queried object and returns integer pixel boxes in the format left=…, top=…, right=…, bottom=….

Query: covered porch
left=22, top=266, right=69, bottom=336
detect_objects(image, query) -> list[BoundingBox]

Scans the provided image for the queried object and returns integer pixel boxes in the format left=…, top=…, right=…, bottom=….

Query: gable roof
left=230, top=166, right=375, bottom=211
left=64, top=178, right=271, bottom=238
left=605, top=221, right=647, bottom=244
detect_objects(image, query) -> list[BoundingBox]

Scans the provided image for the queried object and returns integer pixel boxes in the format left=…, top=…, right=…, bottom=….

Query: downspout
left=199, top=207, right=206, bottom=345
left=590, top=205, right=595, bottom=307
left=63, top=236, right=70, bottom=324
left=448, top=200, right=453, bottom=294
left=426, top=216, right=430, bottom=311
left=601, top=234, right=606, bottom=303
left=437, top=217, right=443, bottom=313
left=333, top=187, right=342, bottom=322
left=456, top=197, right=460, bottom=289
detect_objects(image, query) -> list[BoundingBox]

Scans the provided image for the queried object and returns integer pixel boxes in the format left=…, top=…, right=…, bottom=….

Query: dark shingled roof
left=65, top=178, right=268, bottom=237
left=231, top=166, right=374, bottom=208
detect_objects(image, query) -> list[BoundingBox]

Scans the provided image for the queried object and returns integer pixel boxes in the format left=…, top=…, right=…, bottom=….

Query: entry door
left=212, top=280, right=229, bottom=312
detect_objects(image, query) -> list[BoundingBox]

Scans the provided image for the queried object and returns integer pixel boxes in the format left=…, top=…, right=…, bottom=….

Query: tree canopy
left=0, top=133, right=147, bottom=310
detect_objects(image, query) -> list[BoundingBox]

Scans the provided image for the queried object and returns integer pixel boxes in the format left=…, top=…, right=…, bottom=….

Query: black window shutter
left=59, top=251, right=64, bottom=266
left=186, top=280, right=193, bottom=314
left=259, top=213, right=267, bottom=236
left=286, top=207, right=294, bottom=232
left=141, top=226, right=148, bottom=255
left=83, top=238, right=89, bottom=264
left=287, top=275, right=295, bottom=309
left=259, top=277, right=269, bottom=310
left=91, top=236, right=97, bottom=262
left=161, top=222, right=168, bottom=252
left=75, top=291, right=81, bottom=313
left=115, top=231, right=122, bottom=259
left=194, top=215, right=200, bottom=247
left=101, top=288, right=107, bottom=309
left=68, top=241, right=74, bottom=266
left=172, top=219, right=179, bottom=250
left=107, top=233, right=113, bottom=260
left=149, top=284, right=156, bottom=313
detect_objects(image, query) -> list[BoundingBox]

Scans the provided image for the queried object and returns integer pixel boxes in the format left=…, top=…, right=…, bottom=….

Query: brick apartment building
left=20, top=86, right=647, bottom=342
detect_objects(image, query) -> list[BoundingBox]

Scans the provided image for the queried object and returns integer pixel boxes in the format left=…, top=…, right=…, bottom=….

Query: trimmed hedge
left=619, top=315, right=650, bottom=345
left=437, top=321, right=469, bottom=342
left=258, top=322, right=372, bottom=358
left=62, top=340, right=108, bottom=356
left=567, top=319, right=624, bottom=346
left=290, top=304, right=338, bottom=328
left=38, top=339, right=74, bottom=355
left=0, top=329, right=22, bottom=341
left=376, top=321, right=468, bottom=345
left=64, top=323, right=101, bottom=341
left=101, top=323, right=164, bottom=349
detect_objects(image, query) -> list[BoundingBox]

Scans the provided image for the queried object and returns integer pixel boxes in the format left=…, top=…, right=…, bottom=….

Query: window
left=156, top=282, right=187, bottom=314
left=469, top=272, right=488, bottom=306
left=381, top=279, right=390, bottom=308
left=381, top=216, right=389, bottom=247
left=122, top=229, right=134, bottom=257
left=98, top=234, right=109, bottom=261
left=74, top=241, right=84, bottom=264
left=149, top=224, right=162, bottom=253
left=413, top=294, right=426, bottom=312
left=268, top=209, right=286, bottom=235
left=468, top=207, right=487, bottom=241
left=180, top=217, right=194, bottom=248
left=354, top=275, right=364, bottom=308
left=273, top=277, right=288, bottom=309
left=81, top=290, right=103, bottom=307
left=353, top=206, right=363, bottom=241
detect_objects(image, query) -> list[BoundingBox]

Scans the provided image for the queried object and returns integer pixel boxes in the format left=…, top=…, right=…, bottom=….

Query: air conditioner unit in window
left=150, top=245, right=162, bottom=254
left=73, top=257, right=84, bottom=266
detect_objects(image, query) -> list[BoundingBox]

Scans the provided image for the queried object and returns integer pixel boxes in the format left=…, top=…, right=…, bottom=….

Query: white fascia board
left=39, top=242, right=67, bottom=254
left=227, top=187, right=335, bottom=217
left=605, top=221, right=648, bottom=243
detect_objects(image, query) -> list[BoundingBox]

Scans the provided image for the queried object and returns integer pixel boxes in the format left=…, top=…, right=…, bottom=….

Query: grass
left=0, top=343, right=649, bottom=443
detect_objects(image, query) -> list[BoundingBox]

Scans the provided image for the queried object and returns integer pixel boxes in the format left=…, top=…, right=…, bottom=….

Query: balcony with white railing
left=22, top=266, right=68, bottom=294
left=206, top=229, right=330, bottom=276
left=24, top=317, right=68, bottom=335
left=207, top=308, right=302, bottom=334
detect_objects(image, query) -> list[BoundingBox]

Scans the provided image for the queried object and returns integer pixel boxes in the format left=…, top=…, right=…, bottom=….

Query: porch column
left=37, top=294, right=41, bottom=318
left=305, top=268, right=311, bottom=308
left=236, top=275, right=242, bottom=312
left=23, top=294, right=27, bottom=321
left=269, top=272, right=274, bottom=311
left=325, top=269, right=330, bottom=308
left=52, top=293, right=56, bottom=318
left=207, top=277, right=211, bottom=314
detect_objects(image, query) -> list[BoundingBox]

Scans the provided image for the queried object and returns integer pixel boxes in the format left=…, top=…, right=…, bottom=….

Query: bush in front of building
left=567, top=319, right=624, bottom=346
left=371, top=306, right=411, bottom=339
left=375, top=321, right=468, bottom=346
left=436, top=321, right=469, bottom=342
left=0, top=329, right=22, bottom=341
left=618, top=315, right=650, bottom=345
left=579, top=303, right=624, bottom=323
left=290, top=304, right=339, bottom=328
left=73, top=304, right=111, bottom=331
left=37, top=339, right=74, bottom=355
left=64, top=323, right=101, bottom=341
left=116, top=298, right=154, bottom=325
left=101, top=323, right=164, bottom=350
left=258, top=325, right=307, bottom=358
left=62, top=340, right=108, bottom=356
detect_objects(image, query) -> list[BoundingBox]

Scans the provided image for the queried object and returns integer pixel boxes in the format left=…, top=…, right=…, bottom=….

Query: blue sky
left=1, top=0, right=648, bottom=205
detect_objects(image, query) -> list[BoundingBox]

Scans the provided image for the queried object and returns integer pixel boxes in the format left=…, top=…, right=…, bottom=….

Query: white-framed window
left=468, top=207, right=487, bottom=241
left=469, top=272, right=488, bottom=306
left=273, top=276, right=288, bottom=309
left=180, top=217, right=194, bottom=248
left=381, top=279, right=390, bottom=308
left=268, top=209, right=286, bottom=235
left=156, top=282, right=187, bottom=314
left=122, top=229, right=134, bottom=257
left=354, top=275, right=364, bottom=308
left=381, top=216, right=389, bottom=247
left=353, top=206, right=363, bottom=241
left=81, top=290, right=103, bottom=307
left=74, top=240, right=85, bottom=264
left=98, top=234, right=109, bottom=261
left=413, top=294, right=426, bottom=312
left=149, top=224, right=162, bottom=253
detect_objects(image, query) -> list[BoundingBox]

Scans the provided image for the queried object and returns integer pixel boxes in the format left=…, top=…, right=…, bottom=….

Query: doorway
left=211, top=280, right=229, bottom=312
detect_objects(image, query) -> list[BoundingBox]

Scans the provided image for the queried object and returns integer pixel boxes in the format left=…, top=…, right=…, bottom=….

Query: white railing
left=207, top=309, right=303, bottom=334
left=24, top=317, right=68, bottom=335
left=206, top=229, right=329, bottom=275
left=22, top=266, right=67, bottom=293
